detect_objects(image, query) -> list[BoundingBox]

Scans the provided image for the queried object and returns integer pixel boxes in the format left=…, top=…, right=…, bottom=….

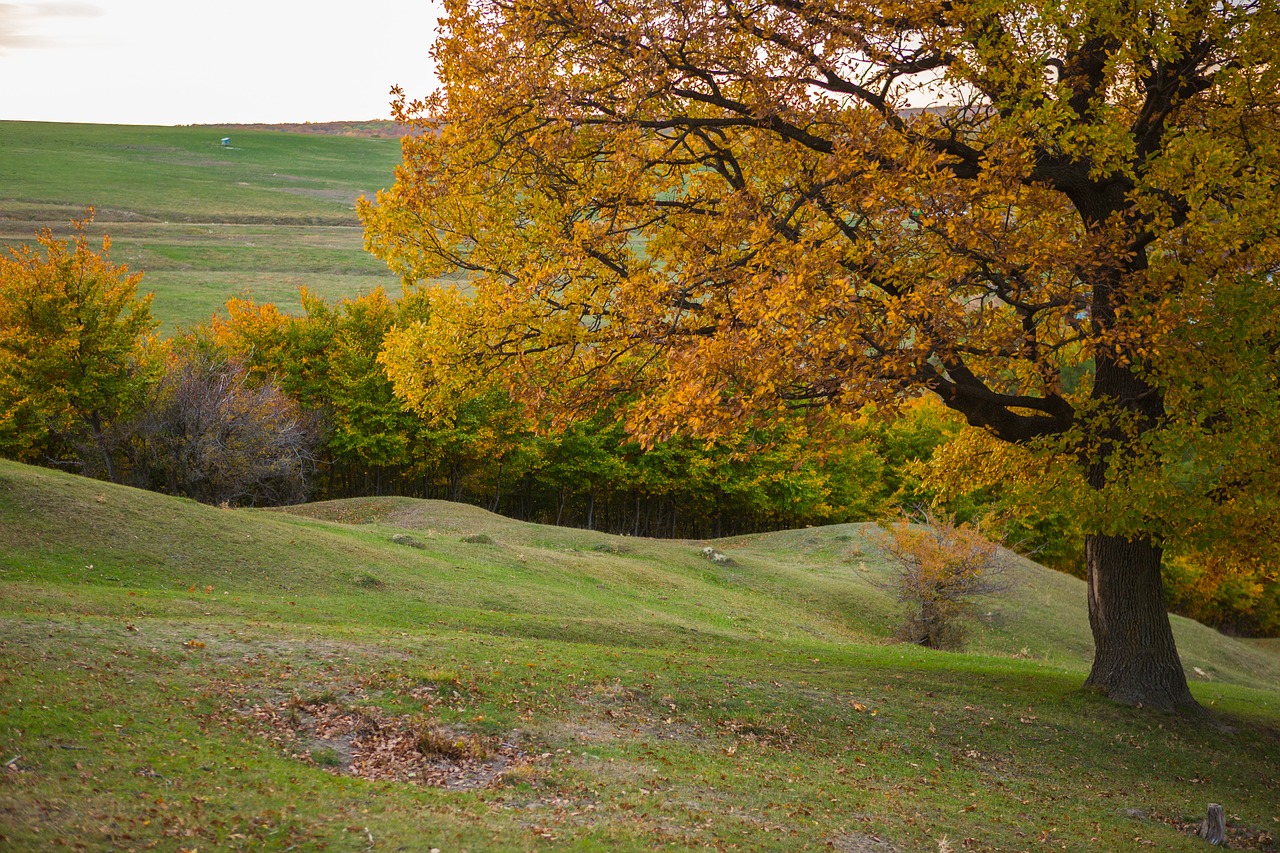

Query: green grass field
left=2, top=458, right=1277, bottom=851
left=0, top=121, right=406, bottom=331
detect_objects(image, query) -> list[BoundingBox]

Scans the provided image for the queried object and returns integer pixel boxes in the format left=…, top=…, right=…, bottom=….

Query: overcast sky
left=0, top=1, right=443, bottom=125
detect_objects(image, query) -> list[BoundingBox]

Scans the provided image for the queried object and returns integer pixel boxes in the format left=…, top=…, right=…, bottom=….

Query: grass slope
left=1, top=458, right=1277, bottom=851
left=0, top=121, right=406, bottom=331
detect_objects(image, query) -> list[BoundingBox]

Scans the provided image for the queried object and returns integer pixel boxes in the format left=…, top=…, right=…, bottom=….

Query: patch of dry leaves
left=244, top=700, right=530, bottom=790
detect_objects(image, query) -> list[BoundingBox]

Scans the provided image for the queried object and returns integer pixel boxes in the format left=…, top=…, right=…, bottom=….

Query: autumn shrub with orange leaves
left=877, top=510, right=1012, bottom=650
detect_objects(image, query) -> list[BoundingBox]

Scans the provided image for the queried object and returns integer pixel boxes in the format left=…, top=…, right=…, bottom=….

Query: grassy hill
left=1, top=458, right=1277, bottom=851
left=0, top=121, right=407, bottom=331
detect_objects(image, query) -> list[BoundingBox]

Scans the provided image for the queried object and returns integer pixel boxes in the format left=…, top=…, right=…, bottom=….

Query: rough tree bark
left=1084, top=533, right=1194, bottom=709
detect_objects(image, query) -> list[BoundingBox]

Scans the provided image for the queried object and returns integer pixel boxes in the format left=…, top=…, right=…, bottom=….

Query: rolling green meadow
left=1, top=459, right=1278, bottom=851
left=1, top=121, right=1279, bottom=851
left=0, top=121, right=406, bottom=331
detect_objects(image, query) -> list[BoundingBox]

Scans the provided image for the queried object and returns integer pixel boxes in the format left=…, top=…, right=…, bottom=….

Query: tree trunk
left=491, top=460, right=504, bottom=512
left=1075, top=251, right=1200, bottom=712
left=449, top=463, right=462, bottom=502
left=88, top=410, right=118, bottom=484
left=1084, top=533, right=1197, bottom=710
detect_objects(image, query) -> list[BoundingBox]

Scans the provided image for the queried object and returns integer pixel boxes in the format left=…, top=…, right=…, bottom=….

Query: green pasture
left=0, top=121, right=401, bottom=223
left=1, top=459, right=1277, bottom=851
left=0, top=121, right=406, bottom=330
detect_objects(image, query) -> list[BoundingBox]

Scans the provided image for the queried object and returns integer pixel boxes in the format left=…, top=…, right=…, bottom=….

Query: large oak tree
left=363, top=0, right=1280, bottom=709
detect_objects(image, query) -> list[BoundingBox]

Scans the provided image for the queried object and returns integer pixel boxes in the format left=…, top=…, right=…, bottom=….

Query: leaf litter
left=244, top=698, right=531, bottom=790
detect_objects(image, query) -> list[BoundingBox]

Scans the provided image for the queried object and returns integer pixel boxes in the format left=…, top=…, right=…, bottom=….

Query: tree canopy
left=364, top=0, right=1280, bottom=709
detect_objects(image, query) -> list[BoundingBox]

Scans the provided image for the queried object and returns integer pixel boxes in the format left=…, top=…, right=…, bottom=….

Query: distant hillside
left=0, top=120, right=405, bottom=330
left=0, top=121, right=402, bottom=225
left=192, top=120, right=414, bottom=139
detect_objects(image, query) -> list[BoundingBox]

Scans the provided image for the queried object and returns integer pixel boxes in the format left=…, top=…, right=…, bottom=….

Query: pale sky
left=0, top=1, right=443, bottom=125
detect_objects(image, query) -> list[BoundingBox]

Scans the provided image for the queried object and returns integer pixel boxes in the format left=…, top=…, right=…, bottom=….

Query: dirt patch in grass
left=569, top=682, right=710, bottom=745
left=247, top=700, right=531, bottom=790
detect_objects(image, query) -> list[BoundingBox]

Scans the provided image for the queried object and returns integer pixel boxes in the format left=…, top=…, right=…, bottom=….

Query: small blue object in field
left=221, top=137, right=231, bottom=147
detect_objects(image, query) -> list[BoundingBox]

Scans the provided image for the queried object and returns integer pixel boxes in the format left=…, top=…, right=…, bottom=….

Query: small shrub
left=122, top=349, right=320, bottom=506
left=461, top=533, right=494, bottom=545
left=352, top=706, right=383, bottom=737
left=877, top=509, right=1010, bottom=650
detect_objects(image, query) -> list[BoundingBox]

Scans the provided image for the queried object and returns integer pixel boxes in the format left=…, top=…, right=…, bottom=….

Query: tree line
left=1, top=221, right=1275, bottom=637
left=0, top=221, right=947, bottom=531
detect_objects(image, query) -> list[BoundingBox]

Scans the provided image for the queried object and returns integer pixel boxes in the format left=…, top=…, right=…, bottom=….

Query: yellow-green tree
left=0, top=221, right=157, bottom=482
left=364, top=0, right=1280, bottom=710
